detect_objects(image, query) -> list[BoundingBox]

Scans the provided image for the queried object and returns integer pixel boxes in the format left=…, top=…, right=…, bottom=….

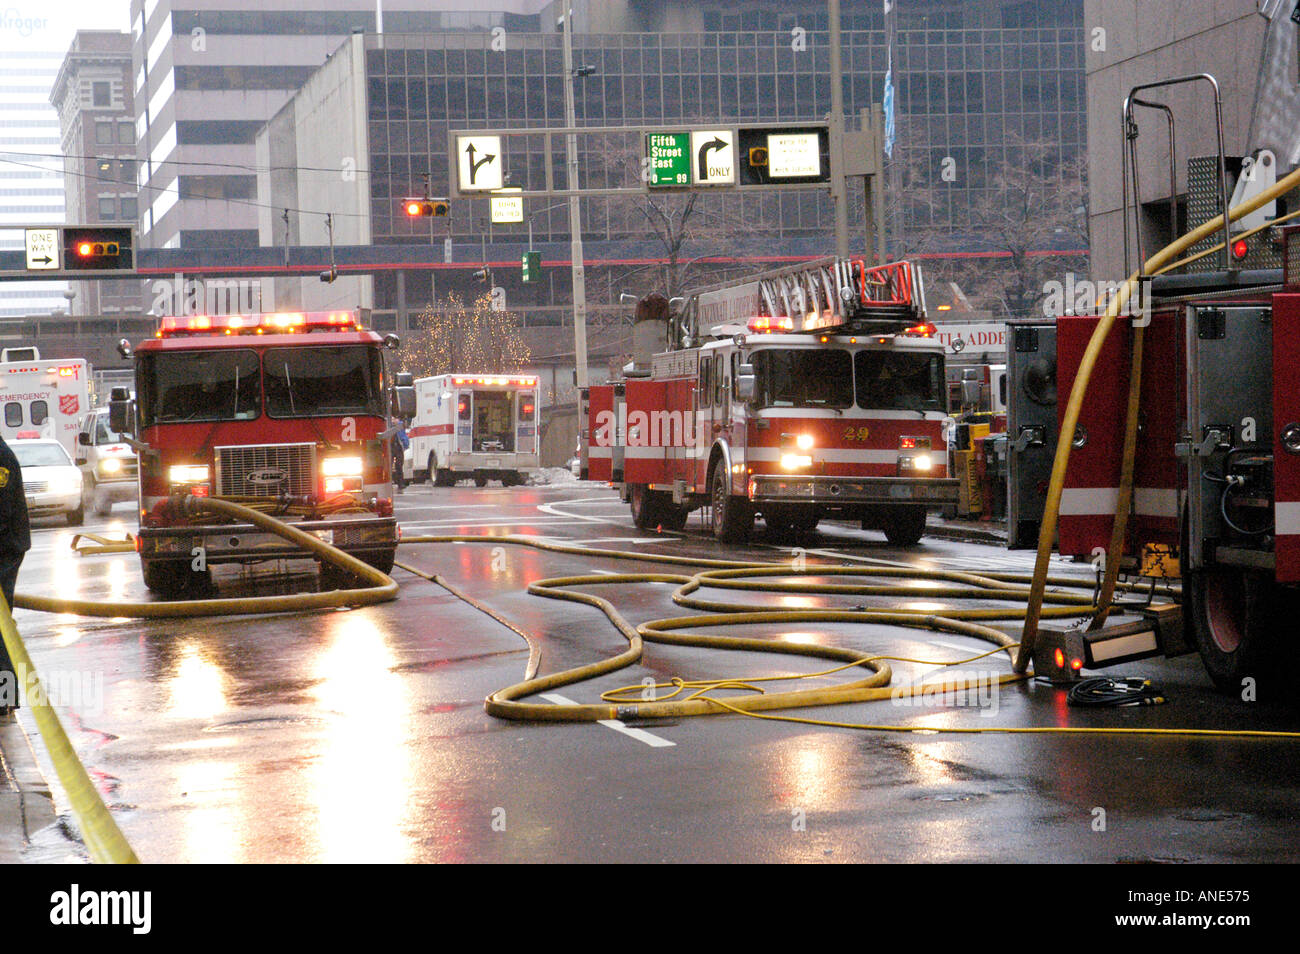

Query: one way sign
left=690, top=129, right=734, bottom=185
left=456, top=135, right=503, bottom=192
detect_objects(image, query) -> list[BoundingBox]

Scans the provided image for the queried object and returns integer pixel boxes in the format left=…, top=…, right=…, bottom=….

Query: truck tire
left=882, top=504, right=927, bottom=546
left=474, top=475, right=488, bottom=488
left=318, top=560, right=356, bottom=591
left=629, top=484, right=661, bottom=529
left=766, top=508, right=818, bottom=537
left=142, top=559, right=211, bottom=597
left=66, top=502, right=84, bottom=527
left=362, top=548, right=396, bottom=577
left=711, top=460, right=752, bottom=543
left=1186, top=564, right=1296, bottom=696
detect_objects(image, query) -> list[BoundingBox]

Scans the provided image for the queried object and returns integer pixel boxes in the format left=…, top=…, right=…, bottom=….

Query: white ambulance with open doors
left=409, top=373, right=540, bottom=487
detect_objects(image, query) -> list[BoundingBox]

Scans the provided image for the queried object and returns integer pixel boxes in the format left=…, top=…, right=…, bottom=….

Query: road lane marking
left=540, top=692, right=676, bottom=748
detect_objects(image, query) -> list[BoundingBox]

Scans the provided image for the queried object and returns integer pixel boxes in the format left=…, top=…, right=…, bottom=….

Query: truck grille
left=215, top=443, right=315, bottom=498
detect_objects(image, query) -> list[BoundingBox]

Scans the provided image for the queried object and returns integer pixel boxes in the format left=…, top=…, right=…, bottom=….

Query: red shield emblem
left=59, top=394, right=79, bottom=416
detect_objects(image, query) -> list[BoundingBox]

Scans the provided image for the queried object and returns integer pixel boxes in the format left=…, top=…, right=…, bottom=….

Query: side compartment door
left=624, top=379, right=667, bottom=485
left=1273, top=295, right=1300, bottom=580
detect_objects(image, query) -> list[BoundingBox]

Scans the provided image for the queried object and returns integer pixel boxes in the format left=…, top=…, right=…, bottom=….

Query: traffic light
left=522, top=250, right=540, bottom=283
left=62, top=226, right=133, bottom=271
left=403, top=197, right=449, bottom=217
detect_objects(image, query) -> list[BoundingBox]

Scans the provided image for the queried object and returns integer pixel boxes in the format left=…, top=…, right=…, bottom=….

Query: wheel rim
left=712, top=472, right=725, bottom=532
left=1203, top=569, right=1246, bottom=654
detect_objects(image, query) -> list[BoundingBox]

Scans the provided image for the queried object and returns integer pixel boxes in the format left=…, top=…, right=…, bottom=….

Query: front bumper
left=90, top=478, right=138, bottom=505
left=138, top=516, right=398, bottom=565
left=26, top=490, right=81, bottom=517
left=749, top=474, right=959, bottom=506
left=448, top=453, right=539, bottom=472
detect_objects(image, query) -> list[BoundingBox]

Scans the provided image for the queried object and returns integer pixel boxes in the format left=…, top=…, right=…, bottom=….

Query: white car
left=12, top=439, right=83, bottom=525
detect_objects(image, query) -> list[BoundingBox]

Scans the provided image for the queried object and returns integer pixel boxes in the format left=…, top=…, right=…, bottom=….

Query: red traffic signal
left=62, top=226, right=133, bottom=271
left=403, top=197, right=449, bottom=217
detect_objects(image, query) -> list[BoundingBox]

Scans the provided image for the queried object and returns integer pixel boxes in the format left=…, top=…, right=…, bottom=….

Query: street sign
left=24, top=228, right=58, bottom=270
left=737, top=126, right=830, bottom=185
left=491, top=192, right=524, bottom=224
left=768, top=132, right=822, bottom=178
left=456, top=135, right=504, bottom=191
left=647, top=131, right=691, bottom=188
left=690, top=129, right=735, bottom=185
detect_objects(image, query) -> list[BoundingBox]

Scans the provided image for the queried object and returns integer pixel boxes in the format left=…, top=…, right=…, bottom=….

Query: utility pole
left=828, top=0, right=850, bottom=259
left=562, top=6, right=590, bottom=389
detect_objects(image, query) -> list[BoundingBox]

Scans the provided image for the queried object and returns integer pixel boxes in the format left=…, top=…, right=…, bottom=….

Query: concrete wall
left=255, top=34, right=373, bottom=313
left=1084, top=0, right=1278, bottom=279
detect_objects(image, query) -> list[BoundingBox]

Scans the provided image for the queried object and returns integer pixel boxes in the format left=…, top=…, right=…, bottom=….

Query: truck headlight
left=912, top=454, right=932, bottom=471
left=169, top=464, right=209, bottom=484
left=796, top=433, right=815, bottom=451
left=780, top=454, right=813, bottom=470
left=322, top=456, right=363, bottom=477
left=98, top=457, right=123, bottom=476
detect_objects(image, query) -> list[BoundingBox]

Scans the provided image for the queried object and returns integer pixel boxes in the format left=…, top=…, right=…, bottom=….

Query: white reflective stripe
left=1134, top=487, right=1179, bottom=519
left=1276, top=501, right=1300, bottom=536
left=587, top=447, right=611, bottom=459
left=1060, top=487, right=1179, bottom=518
left=748, top=447, right=899, bottom=465
left=625, top=446, right=667, bottom=459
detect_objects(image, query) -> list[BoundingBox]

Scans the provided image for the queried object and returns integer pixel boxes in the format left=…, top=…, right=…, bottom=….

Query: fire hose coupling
left=615, top=705, right=639, bottom=721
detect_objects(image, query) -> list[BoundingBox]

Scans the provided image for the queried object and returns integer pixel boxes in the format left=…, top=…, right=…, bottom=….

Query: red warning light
left=1054, top=648, right=1065, bottom=669
left=1232, top=239, right=1249, bottom=260
left=78, top=242, right=93, bottom=256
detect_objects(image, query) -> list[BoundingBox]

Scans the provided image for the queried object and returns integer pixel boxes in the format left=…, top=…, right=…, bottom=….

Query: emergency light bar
left=746, top=316, right=795, bottom=334
left=451, top=375, right=538, bottom=386
left=156, top=311, right=361, bottom=337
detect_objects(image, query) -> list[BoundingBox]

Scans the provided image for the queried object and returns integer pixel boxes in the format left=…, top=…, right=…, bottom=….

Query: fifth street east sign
left=647, top=132, right=691, bottom=187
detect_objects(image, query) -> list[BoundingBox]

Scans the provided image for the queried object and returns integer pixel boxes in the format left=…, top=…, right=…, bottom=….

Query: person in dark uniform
left=391, top=417, right=410, bottom=492
left=0, top=433, right=30, bottom=714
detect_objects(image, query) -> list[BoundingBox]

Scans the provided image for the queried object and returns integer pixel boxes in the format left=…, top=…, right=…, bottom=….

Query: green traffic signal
left=522, top=250, right=540, bottom=283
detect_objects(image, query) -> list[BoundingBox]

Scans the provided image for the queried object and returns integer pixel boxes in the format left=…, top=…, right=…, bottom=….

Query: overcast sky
left=0, top=0, right=132, bottom=55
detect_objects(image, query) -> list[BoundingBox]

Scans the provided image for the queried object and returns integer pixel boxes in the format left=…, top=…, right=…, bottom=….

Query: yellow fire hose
left=1017, top=164, right=1300, bottom=669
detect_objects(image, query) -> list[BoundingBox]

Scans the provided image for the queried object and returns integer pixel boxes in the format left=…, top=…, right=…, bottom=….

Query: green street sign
left=647, top=132, right=691, bottom=188
left=522, top=250, right=541, bottom=283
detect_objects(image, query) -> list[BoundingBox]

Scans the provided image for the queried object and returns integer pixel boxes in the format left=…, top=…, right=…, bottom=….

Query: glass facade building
left=345, top=6, right=1083, bottom=314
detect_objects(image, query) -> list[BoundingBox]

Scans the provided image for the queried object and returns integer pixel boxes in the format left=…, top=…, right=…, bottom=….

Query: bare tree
left=892, top=135, right=1089, bottom=317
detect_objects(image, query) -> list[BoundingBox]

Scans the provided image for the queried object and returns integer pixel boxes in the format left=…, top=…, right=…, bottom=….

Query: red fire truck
left=108, top=310, right=412, bottom=595
left=583, top=258, right=959, bottom=542
left=1025, top=69, right=1300, bottom=692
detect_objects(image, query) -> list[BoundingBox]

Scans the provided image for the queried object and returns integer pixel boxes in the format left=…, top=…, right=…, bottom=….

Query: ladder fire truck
left=108, top=310, right=413, bottom=595
left=582, top=258, right=959, bottom=543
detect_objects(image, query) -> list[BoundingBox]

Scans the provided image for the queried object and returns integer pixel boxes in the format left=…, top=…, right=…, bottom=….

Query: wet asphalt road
left=8, top=480, right=1300, bottom=863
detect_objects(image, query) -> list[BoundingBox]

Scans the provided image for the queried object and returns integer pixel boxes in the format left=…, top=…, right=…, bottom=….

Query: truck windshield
left=264, top=346, right=384, bottom=419
left=139, top=350, right=262, bottom=426
left=855, top=351, right=945, bottom=412
left=751, top=349, right=853, bottom=408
